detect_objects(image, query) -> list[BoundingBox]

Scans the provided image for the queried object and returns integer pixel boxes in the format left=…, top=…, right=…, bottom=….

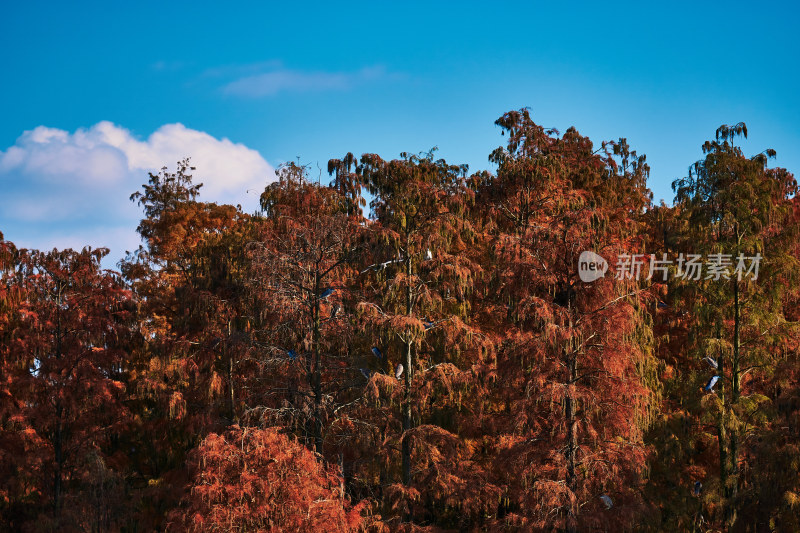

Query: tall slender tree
left=245, top=162, right=363, bottom=455
left=671, top=123, right=799, bottom=528
left=353, top=149, right=495, bottom=526
left=476, top=109, right=656, bottom=531
left=122, top=160, right=257, bottom=527
left=4, top=246, right=133, bottom=529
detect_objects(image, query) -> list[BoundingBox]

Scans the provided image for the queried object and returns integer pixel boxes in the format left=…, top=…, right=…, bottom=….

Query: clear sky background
left=2, top=1, right=798, bottom=267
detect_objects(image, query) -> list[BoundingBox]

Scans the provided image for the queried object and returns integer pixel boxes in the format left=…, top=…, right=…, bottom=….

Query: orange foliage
left=168, top=426, right=366, bottom=532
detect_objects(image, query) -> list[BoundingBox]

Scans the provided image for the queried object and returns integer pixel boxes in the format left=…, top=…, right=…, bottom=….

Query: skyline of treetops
left=1, top=109, right=798, bottom=531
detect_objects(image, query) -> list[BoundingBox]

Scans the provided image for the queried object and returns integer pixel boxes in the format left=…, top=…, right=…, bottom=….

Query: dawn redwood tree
left=7, top=246, right=133, bottom=529
left=125, top=158, right=256, bottom=428
left=475, top=109, right=657, bottom=531
left=746, top=194, right=800, bottom=528
left=0, top=233, right=30, bottom=528
left=328, top=152, right=366, bottom=218
left=358, top=149, right=463, bottom=488
left=122, top=160, right=256, bottom=527
left=630, top=201, right=708, bottom=531
left=352, top=149, right=497, bottom=527
left=167, top=425, right=366, bottom=532
left=247, top=160, right=395, bottom=515
left=670, top=123, right=800, bottom=529
left=244, top=162, right=363, bottom=456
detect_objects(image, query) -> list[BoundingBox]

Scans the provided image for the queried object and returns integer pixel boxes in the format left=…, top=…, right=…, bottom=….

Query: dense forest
left=1, top=109, right=798, bottom=532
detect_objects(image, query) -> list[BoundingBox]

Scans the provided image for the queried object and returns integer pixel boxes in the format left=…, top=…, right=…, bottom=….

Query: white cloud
left=0, top=121, right=275, bottom=265
left=223, top=65, right=388, bottom=98
left=1, top=121, right=274, bottom=201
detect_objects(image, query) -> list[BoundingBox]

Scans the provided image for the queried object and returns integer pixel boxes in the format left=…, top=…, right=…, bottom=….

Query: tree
left=475, top=109, right=656, bottom=531
left=167, top=425, right=366, bottom=532
left=357, top=149, right=465, bottom=484
left=4, top=246, right=133, bottom=529
left=0, top=233, right=29, bottom=527
left=670, top=123, right=799, bottom=528
left=244, top=161, right=363, bottom=456
left=353, top=149, right=495, bottom=526
left=122, top=160, right=256, bottom=527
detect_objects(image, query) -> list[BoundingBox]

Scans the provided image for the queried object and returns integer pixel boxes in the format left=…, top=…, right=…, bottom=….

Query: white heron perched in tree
left=395, top=363, right=404, bottom=380
left=424, top=248, right=433, bottom=261
left=703, top=375, right=721, bottom=392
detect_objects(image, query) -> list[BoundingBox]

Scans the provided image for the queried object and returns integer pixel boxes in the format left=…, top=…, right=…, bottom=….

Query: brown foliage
left=168, top=426, right=366, bottom=532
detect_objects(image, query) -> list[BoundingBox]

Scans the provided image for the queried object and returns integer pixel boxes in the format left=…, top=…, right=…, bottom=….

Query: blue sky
left=2, top=1, right=798, bottom=266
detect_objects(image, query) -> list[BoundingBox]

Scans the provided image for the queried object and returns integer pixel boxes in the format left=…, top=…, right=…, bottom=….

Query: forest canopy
left=1, top=110, right=799, bottom=532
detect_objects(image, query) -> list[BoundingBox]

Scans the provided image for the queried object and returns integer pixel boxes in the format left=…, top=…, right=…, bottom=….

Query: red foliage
left=0, top=245, right=133, bottom=529
left=2, top=114, right=799, bottom=532
left=168, top=425, right=366, bottom=532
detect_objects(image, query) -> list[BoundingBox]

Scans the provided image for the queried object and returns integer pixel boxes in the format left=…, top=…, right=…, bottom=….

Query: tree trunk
left=227, top=320, right=237, bottom=424
left=312, top=274, right=323, bottom=454
left=53, top=405, right=63, bottom=519
left=401, top=247, right=413, bottom=486
left=715, top=325, right=731, bottom=528
left=565, top=297, right=578, bottom=533
left=228, top=348, right=236, bottom=423
left=725, top=278, right=742, bottom=528
left=402, top=340, right=412, bottom=486
left=53, top=291, right=64, bottom=519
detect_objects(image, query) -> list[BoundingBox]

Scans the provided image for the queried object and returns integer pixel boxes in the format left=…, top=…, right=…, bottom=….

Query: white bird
left=703, top=356, right=718, bottom=369
left=600, top=494, right=613, bottom=509
left=703, top=375, right=721, bottom=392
left=424, top=248, right=433, bottom=261
left=395, top=363, right=404, bottom=380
